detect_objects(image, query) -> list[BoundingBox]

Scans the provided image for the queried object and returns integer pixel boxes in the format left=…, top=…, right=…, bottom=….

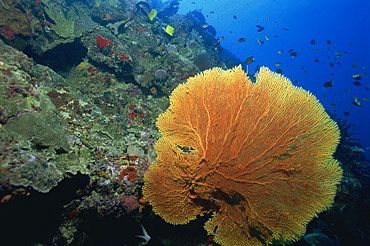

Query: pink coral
left=120, top=195, right=139, bottom=213
left=0, top=26, right=16, bottom=40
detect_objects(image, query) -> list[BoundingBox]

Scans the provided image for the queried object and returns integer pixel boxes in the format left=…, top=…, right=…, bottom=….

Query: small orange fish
left=150, top=87, right=157, bottom=95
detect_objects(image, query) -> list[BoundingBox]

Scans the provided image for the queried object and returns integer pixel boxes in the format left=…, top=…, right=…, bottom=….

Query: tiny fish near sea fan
left=143, top=66, right=342, bottom=246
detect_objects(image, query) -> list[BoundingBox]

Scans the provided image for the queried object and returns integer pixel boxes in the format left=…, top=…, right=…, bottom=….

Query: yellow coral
left=143, top=66, right=342, bottom=246
left=76, top=61, right=90, bottom=71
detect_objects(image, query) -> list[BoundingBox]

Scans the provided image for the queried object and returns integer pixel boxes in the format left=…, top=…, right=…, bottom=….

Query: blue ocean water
left=178, top=0, right=370, bottom=159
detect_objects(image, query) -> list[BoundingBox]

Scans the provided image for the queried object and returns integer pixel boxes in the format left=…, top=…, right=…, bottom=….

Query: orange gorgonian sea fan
left=142, top=66, right=343, bottom=246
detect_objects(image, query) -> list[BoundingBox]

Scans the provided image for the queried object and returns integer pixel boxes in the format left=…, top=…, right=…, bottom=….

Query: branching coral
left=143, top=66, right=343, bottom=246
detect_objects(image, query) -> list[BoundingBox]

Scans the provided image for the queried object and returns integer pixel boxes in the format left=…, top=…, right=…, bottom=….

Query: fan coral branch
left=143, top=66, right=342, bottom=246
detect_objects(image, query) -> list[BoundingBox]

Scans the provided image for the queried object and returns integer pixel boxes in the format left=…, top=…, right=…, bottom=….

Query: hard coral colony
left=143, top=66, right=343, bottom=246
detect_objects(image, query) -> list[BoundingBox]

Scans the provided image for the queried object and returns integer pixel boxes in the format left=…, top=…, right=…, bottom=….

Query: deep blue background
left=178, top=0, right=370, bottom=158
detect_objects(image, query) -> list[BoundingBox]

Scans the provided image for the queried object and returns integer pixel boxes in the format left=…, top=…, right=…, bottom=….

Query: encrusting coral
left=143, top=66, right=343, bottom=246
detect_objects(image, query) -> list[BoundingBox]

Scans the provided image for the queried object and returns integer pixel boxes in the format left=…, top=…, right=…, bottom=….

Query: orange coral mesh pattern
left=143, top=66, right=342, bottom=246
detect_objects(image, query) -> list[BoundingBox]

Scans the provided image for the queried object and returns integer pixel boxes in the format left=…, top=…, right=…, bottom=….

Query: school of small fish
left=212, top=14, right=369, bottom=118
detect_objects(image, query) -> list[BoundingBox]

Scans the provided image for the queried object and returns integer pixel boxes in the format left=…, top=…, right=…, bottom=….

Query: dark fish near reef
left=327, top=40, right=332, bottom=45
left=211, top=40, right=220, bottom=46
left=323, top=81, right=334, bottom=87
left=329, top=62, right=334, bottom=67
left=237, top=38, right=246, bottom=43
left=310, top=39, right=316, bottom=45
left=288, top=49, right=294, bottom=53
left=314, top=58, right=320, bottom=62
left=257, top=26, right=265, bottom=33
left=254, top=65, right=261, bottom=73
left=244, top=56, right=255, bottom=64
left=233, top=15, right=237, bottom=19
left=276, top=69, right=283, bottom=74
left=353, top=81, right=362, bottom=86
left=290, top=52, right=298, bottom=57
left=352, top=97, right=362, bottom=107
left=344, top=112, right=350, bottom=116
